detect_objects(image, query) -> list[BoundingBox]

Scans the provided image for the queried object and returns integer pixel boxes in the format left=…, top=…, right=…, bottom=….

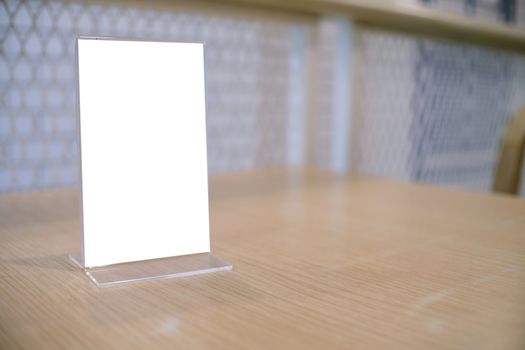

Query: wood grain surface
left=1, top=168, right=525, bottom=349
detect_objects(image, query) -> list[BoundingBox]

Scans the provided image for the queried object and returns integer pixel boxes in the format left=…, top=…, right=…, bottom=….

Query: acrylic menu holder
left=69, top=253, right=232, bottom=287
left=71, top=37, right=231, bottom=287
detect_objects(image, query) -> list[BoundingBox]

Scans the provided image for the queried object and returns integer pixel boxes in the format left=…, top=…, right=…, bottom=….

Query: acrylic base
left=69, top=252, right=232, bottom=287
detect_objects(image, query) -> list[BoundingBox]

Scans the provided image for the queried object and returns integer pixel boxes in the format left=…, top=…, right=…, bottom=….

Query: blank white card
left=77, top=38, right=210, bottom=267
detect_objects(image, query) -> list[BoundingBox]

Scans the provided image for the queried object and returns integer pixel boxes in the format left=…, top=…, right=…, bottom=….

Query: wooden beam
left=222, top=0, right=525, bottom=53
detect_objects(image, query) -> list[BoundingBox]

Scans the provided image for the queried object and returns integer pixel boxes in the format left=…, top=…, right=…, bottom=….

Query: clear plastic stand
left=69, top=253, right=232, bottom=287
left=72, top=39, right=232, bottom=288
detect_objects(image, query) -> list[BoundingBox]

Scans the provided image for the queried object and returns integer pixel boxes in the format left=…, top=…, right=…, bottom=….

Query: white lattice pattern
left=0, top=0, right=310, bottom=191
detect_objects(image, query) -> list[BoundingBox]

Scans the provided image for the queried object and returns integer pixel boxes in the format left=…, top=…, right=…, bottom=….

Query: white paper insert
left=77, top=39, right=210, bottom=267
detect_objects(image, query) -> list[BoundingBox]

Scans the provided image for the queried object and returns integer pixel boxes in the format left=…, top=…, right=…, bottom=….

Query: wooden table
left=1, top=168, right=525, bottom=349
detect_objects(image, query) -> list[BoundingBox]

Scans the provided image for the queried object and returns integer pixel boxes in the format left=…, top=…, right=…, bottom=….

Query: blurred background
left=1, top=0, right=524, bottom=195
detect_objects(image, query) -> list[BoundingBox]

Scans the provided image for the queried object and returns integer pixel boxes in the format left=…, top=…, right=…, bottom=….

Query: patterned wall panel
left=411, top=40, right=516, bottom=190
left=351, top=28, right=416, bottom=180
left=343, top=0, right=525, bottom=194
left=2, top=0, right=525, bottom=195
left=351, top=25, right=525, bottom=193
left=413, top=0, right=525, bottom=192
left=0, top=0, right=310, bottom=192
